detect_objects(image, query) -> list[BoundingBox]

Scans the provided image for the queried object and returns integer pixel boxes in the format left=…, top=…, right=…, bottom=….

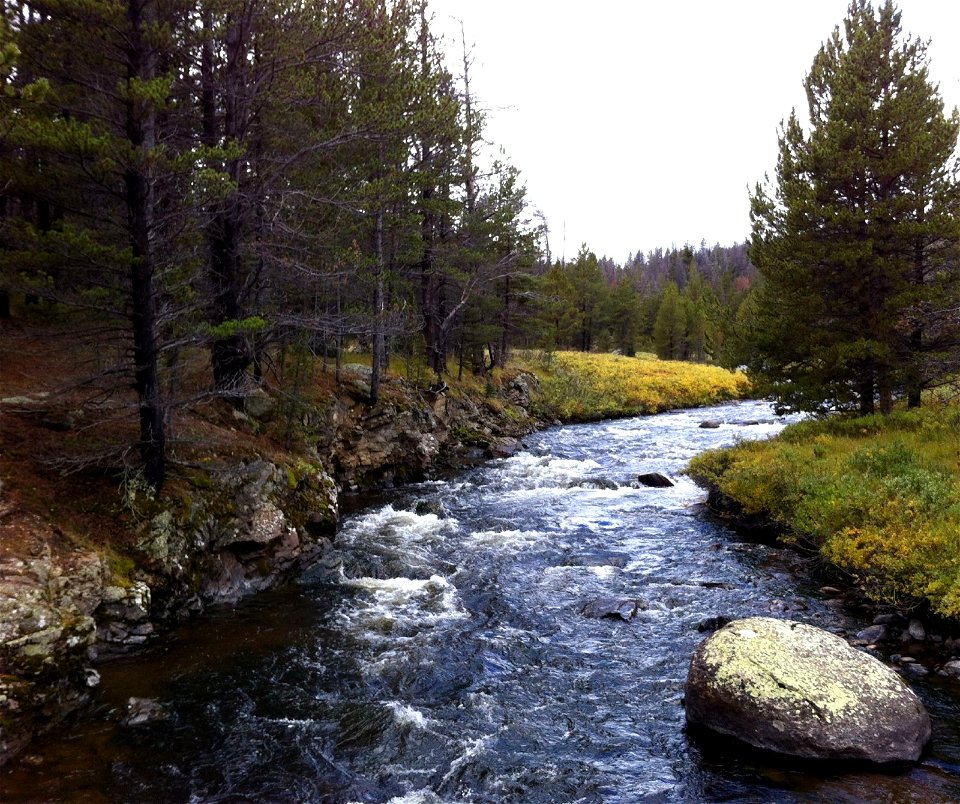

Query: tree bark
left=205, top=7, right=252, bottom=396
left=125, top=0, right=165, bottom=490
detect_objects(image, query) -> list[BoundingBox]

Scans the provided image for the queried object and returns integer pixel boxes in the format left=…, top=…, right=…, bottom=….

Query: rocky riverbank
left=0, top=367, right=543, bottom=765
left=694, top=482, right=960, bottom=684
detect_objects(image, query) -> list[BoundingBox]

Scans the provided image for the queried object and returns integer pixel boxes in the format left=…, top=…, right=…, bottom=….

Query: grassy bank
left=514, top=351, right=752, bottom=421
left=688, top=407, right=960, bottom=619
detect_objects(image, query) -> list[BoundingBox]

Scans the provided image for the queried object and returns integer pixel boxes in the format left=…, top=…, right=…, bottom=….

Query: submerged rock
left=123, top=697, right=169, bottom=726
left=685, top=616, right=931, bottom=763
left=853, top=624, right=888, bottom=645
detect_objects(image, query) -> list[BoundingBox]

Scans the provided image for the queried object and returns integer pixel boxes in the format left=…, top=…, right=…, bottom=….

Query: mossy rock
left=685, top=616, right=931, bottom=763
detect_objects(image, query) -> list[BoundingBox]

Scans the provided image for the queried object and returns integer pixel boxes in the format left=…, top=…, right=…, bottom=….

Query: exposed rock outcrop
left=0, top=369, right=541, bottom=764
left=320, top=373, right=539, bottom=491
left=685, top=616, right=931, bottom=763
left=0, top=456, right=340, bottom=765
left=0, top=520, right=103, bottom=765
left=134, top=458, right=339, bottom=610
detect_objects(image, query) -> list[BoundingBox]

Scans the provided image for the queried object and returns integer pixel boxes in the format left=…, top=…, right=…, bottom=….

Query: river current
left=7, top=399, right=960, bottom=802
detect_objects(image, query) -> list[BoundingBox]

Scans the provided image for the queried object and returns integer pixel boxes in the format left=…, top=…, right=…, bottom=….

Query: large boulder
left=685, top=616, right=931, bottom=763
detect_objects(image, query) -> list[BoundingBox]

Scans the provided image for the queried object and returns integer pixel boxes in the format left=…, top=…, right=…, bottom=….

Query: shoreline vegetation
left=688, top=405, right=960, bottom=622
left=516, top=351, right=752, bottom=421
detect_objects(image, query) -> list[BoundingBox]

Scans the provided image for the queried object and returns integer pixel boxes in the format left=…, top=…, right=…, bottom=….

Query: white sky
left=427, top=0, right=960, bottom=263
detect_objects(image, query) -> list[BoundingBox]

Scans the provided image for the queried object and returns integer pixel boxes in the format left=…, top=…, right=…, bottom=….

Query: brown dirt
left=0, top=316, right=290, bottom=562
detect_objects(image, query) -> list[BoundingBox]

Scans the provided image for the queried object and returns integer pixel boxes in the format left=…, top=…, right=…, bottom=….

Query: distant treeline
left=532, top=242, right=756, bottom=366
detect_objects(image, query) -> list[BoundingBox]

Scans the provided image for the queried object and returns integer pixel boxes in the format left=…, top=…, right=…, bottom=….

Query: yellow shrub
left=514, top=351, right=751, bottom=420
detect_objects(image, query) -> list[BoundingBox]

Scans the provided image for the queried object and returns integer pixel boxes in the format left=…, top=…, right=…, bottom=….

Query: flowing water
left=7, top=399, right=960, bottom=802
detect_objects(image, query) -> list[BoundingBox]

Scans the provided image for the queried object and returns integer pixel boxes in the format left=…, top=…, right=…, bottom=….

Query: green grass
left=688, top=406, right=960, bottom=618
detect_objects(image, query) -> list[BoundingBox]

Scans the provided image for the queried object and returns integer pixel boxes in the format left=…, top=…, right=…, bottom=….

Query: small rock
left=636, top=472, right=674, bottom=488
left=940, top=660, right=960, bottom=678
left=580, top=597, right=645, bottom=621
left=699, top=420, right=722, bottom=429
left=487, top=438, right=520, bottom=459
left=854, top=624, right=888, bottom=644
left=908, top=619, right=926, bottom=642
left=819, top=586, right=843, bottom=595
left=903, top=663, right=929, bottom=677
left=242, top=388, right=276, bottom=421
left=873, top=613, right=900, bottom=625
left=124, top=697, right=169, bottom=726
left=697, top=615, right=731, bottom=633
left=414, top=500, right=447, bottom=518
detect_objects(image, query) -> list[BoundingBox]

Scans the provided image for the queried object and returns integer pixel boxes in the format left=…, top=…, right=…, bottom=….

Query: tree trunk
left=858, top=365, right=875, bottom=416
left=125, top=0, right=165, bottom=490
left=907, top=233, right=926, bottom=408
left=370, top=195, right=386, bottom=406
left=205, top=9, right=251, bottom=396
left=497, top=276, right=510, bottom=369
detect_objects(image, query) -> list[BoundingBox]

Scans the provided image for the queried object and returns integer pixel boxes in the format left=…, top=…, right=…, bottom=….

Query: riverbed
left=6, top=399, right=960, bottom=802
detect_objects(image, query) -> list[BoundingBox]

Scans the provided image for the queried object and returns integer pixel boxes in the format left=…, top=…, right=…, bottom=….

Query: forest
left=0, top=0, right=758, bottom=493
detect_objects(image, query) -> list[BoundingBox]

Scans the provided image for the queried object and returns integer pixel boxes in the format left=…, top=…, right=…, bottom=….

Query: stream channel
left=6, top=399, right=960, bottom=802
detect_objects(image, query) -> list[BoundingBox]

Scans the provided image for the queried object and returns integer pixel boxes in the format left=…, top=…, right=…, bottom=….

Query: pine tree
left=653, top=281, right=686, bottom=360
left=0, top=0, right=201, bottom=490
left=748, top=0, right=960, bottom=414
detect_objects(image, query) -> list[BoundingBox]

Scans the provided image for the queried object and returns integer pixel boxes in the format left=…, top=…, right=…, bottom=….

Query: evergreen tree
left=748, top=0, right=960, bottom=414
left=604, top=275, right=640, bottom=356
left=566, top=245, right=606, bottom=352
left=653, top=281, right=685, bottom=360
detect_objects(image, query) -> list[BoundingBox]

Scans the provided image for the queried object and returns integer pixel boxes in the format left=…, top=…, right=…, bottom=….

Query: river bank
left=0, top=345, right=750, bottom=765
left=688, top=406, right=960, bottom=677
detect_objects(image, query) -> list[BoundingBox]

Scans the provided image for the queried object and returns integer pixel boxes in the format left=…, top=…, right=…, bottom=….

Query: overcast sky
left=427, top=0, right=960, bottom=264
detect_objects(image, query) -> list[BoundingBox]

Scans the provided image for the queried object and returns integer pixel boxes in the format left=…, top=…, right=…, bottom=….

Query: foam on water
left=337, top=574, right=468, bottom=638
left=492, top=453, right=603, bottom=490
left=468, top=528, right=546, bottom=547
left=385, top=701, right=431, bottom=729
left=338, top=505, right=458, bottom=549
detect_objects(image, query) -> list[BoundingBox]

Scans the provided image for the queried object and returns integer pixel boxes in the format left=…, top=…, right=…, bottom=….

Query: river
left=6, top=399, right=960, bottom=802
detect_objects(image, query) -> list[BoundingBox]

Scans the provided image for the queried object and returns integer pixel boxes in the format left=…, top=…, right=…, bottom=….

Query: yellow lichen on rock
left=685, top=616, right=931, bottom=763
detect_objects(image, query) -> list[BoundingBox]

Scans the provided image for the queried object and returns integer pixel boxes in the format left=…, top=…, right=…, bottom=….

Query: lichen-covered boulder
left=685, top=617, right=931, bottom=763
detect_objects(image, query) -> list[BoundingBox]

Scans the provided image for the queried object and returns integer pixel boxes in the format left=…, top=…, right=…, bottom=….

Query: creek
left=6, top=399, right=960, bottom=802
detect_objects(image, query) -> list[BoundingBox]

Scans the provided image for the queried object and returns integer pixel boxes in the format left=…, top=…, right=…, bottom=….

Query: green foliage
left=688, top=405, right=960, bottom=618
left=205, top=316, right=269, bottom=339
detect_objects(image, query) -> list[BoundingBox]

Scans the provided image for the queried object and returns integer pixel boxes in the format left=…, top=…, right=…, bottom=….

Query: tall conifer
left=748, top=0, right=960, bottom=414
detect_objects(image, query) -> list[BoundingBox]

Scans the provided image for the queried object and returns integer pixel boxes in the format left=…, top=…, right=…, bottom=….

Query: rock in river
left=685, top=616, right=931, bottom=763
left=636, top=472, right=675, bottom=488
left=581, top=597, right=645, bottom=621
